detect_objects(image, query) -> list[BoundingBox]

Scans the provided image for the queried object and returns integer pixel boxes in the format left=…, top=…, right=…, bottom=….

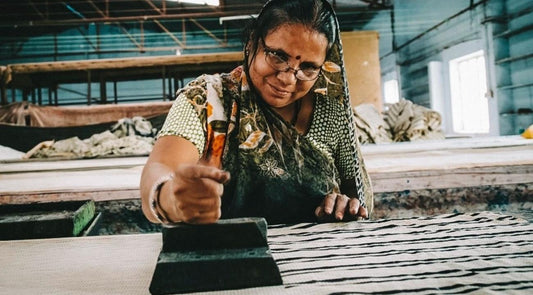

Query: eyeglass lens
left=264, top=50, right=320, bottom=81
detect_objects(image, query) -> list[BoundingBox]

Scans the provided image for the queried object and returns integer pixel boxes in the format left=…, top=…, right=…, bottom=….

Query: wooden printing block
left=149, top=217, right=283, bottom=294
left=0, top=200, right=96, bottom=240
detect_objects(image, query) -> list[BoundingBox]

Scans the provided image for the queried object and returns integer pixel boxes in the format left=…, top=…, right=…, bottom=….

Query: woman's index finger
left=177, top=164, right=230, bottom=184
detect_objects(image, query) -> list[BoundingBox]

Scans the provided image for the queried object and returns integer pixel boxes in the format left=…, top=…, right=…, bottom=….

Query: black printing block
left=149, top=217, right=283, bottom=294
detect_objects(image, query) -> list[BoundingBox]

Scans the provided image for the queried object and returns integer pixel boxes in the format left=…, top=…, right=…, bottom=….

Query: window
left=383, top=79, right=400, bottom=104
left=448, top=50, right=489, bottom=133
left=382, top=71, right=400, bottom=106
left=429, top=40, right=496, bottom=136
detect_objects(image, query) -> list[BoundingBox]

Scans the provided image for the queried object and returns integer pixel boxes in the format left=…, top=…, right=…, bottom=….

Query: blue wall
left=1, top=19, right=243, bottom=105
left=2, top=0, right=532, bottom=135
left=383, top=0, right=532, bottom=135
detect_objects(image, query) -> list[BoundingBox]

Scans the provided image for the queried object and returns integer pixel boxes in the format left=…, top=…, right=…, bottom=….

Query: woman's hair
left=242, top=0, right=337, bottom=67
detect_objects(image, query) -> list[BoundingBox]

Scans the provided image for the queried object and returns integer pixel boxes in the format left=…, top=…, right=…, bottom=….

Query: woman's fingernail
left=224, top=172, right=231, bottom=183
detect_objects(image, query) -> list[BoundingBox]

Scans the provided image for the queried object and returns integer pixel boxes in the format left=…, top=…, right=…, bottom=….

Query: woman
left=140, top=0, right=373, bottom=225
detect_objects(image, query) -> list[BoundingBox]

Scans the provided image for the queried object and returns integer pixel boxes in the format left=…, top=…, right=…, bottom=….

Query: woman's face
left=248, top=23, right=328, bottom=109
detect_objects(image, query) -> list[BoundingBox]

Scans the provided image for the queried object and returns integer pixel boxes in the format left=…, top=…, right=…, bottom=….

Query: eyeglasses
left=263, top=46, right=321, bottom=81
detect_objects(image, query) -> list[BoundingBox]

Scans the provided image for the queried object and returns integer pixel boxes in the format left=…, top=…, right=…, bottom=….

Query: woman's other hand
left=315, top=192, right=368, bottom=222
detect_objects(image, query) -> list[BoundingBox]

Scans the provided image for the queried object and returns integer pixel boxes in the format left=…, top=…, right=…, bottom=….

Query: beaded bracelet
left=148, top=173, right=175, bottom=224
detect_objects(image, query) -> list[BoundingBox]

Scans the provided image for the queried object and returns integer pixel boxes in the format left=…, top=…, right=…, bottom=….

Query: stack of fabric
left=383, top=99, right=445, bottom=142
left=25, top=117, right=155, bottom=159
left=353, top=99, right=445, bottom=144
left=352, top=104, right=392, bottom=144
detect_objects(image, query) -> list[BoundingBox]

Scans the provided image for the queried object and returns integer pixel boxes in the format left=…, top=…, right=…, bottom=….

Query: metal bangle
left=148, top=174, right=174, bottom=224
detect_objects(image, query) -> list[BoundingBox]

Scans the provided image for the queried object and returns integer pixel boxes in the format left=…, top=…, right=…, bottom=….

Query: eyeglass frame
left=261, top=43, right=322, bottom=81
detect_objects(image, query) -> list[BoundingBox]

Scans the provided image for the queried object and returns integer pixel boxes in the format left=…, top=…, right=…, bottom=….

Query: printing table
left=1, top=211, right=532, bottom=294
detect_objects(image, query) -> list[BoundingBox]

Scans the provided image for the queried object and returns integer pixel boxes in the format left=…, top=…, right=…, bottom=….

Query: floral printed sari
left=160, top=0, right=373, bottom=224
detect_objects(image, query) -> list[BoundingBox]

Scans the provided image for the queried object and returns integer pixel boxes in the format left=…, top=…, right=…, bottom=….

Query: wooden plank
left=0, top=157, right=145, bottom=205
left=8, top=52, right=243, bottom=74
left=0, top=189, right=139, bottom=205
left=0, top=166, right=142, bottom=194
left=5, top=52, right=244, bottom=89
left=0, top=156, right=147, bottom=173
left=360, top=135, right=533, bottom=155
left=371, top=164, right=533, bottom=192
left=363, top=145, right=533, bottom=173
left=1, top=137, right=531, bottom=205
left=1, top=163, right=530, bottom=205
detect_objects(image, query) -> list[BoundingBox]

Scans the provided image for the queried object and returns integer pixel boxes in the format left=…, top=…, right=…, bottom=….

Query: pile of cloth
left=25, top=117, right=156, bottom=159
left=353, top=99, right=445, bottom=144
left=24, top=99, right=445, bottom=158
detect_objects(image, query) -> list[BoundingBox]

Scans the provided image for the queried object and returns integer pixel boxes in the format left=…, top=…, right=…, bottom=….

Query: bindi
left=295, top=55, right=301, bottom=60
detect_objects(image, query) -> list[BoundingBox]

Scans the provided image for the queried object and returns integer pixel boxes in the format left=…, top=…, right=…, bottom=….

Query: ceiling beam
left=118, top=25, right=144, bottom=50
left=86, top=0, right=144, bottom=50
left=0, top=10, right=259, bottom=28
left=28, top=1, right=46, bottom=20
left=188, top=18, right=224, bottom=45
left=153, top=19, right=184, bottom=47
left=86, top=0, right=107, bottom=18
left=75, top=27, right=98, bottom=51
left=143, top=0, right=164, bottom=15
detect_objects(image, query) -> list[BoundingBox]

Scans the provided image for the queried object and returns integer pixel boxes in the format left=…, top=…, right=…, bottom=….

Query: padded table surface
left=1, top=211, right=532, bottom=294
